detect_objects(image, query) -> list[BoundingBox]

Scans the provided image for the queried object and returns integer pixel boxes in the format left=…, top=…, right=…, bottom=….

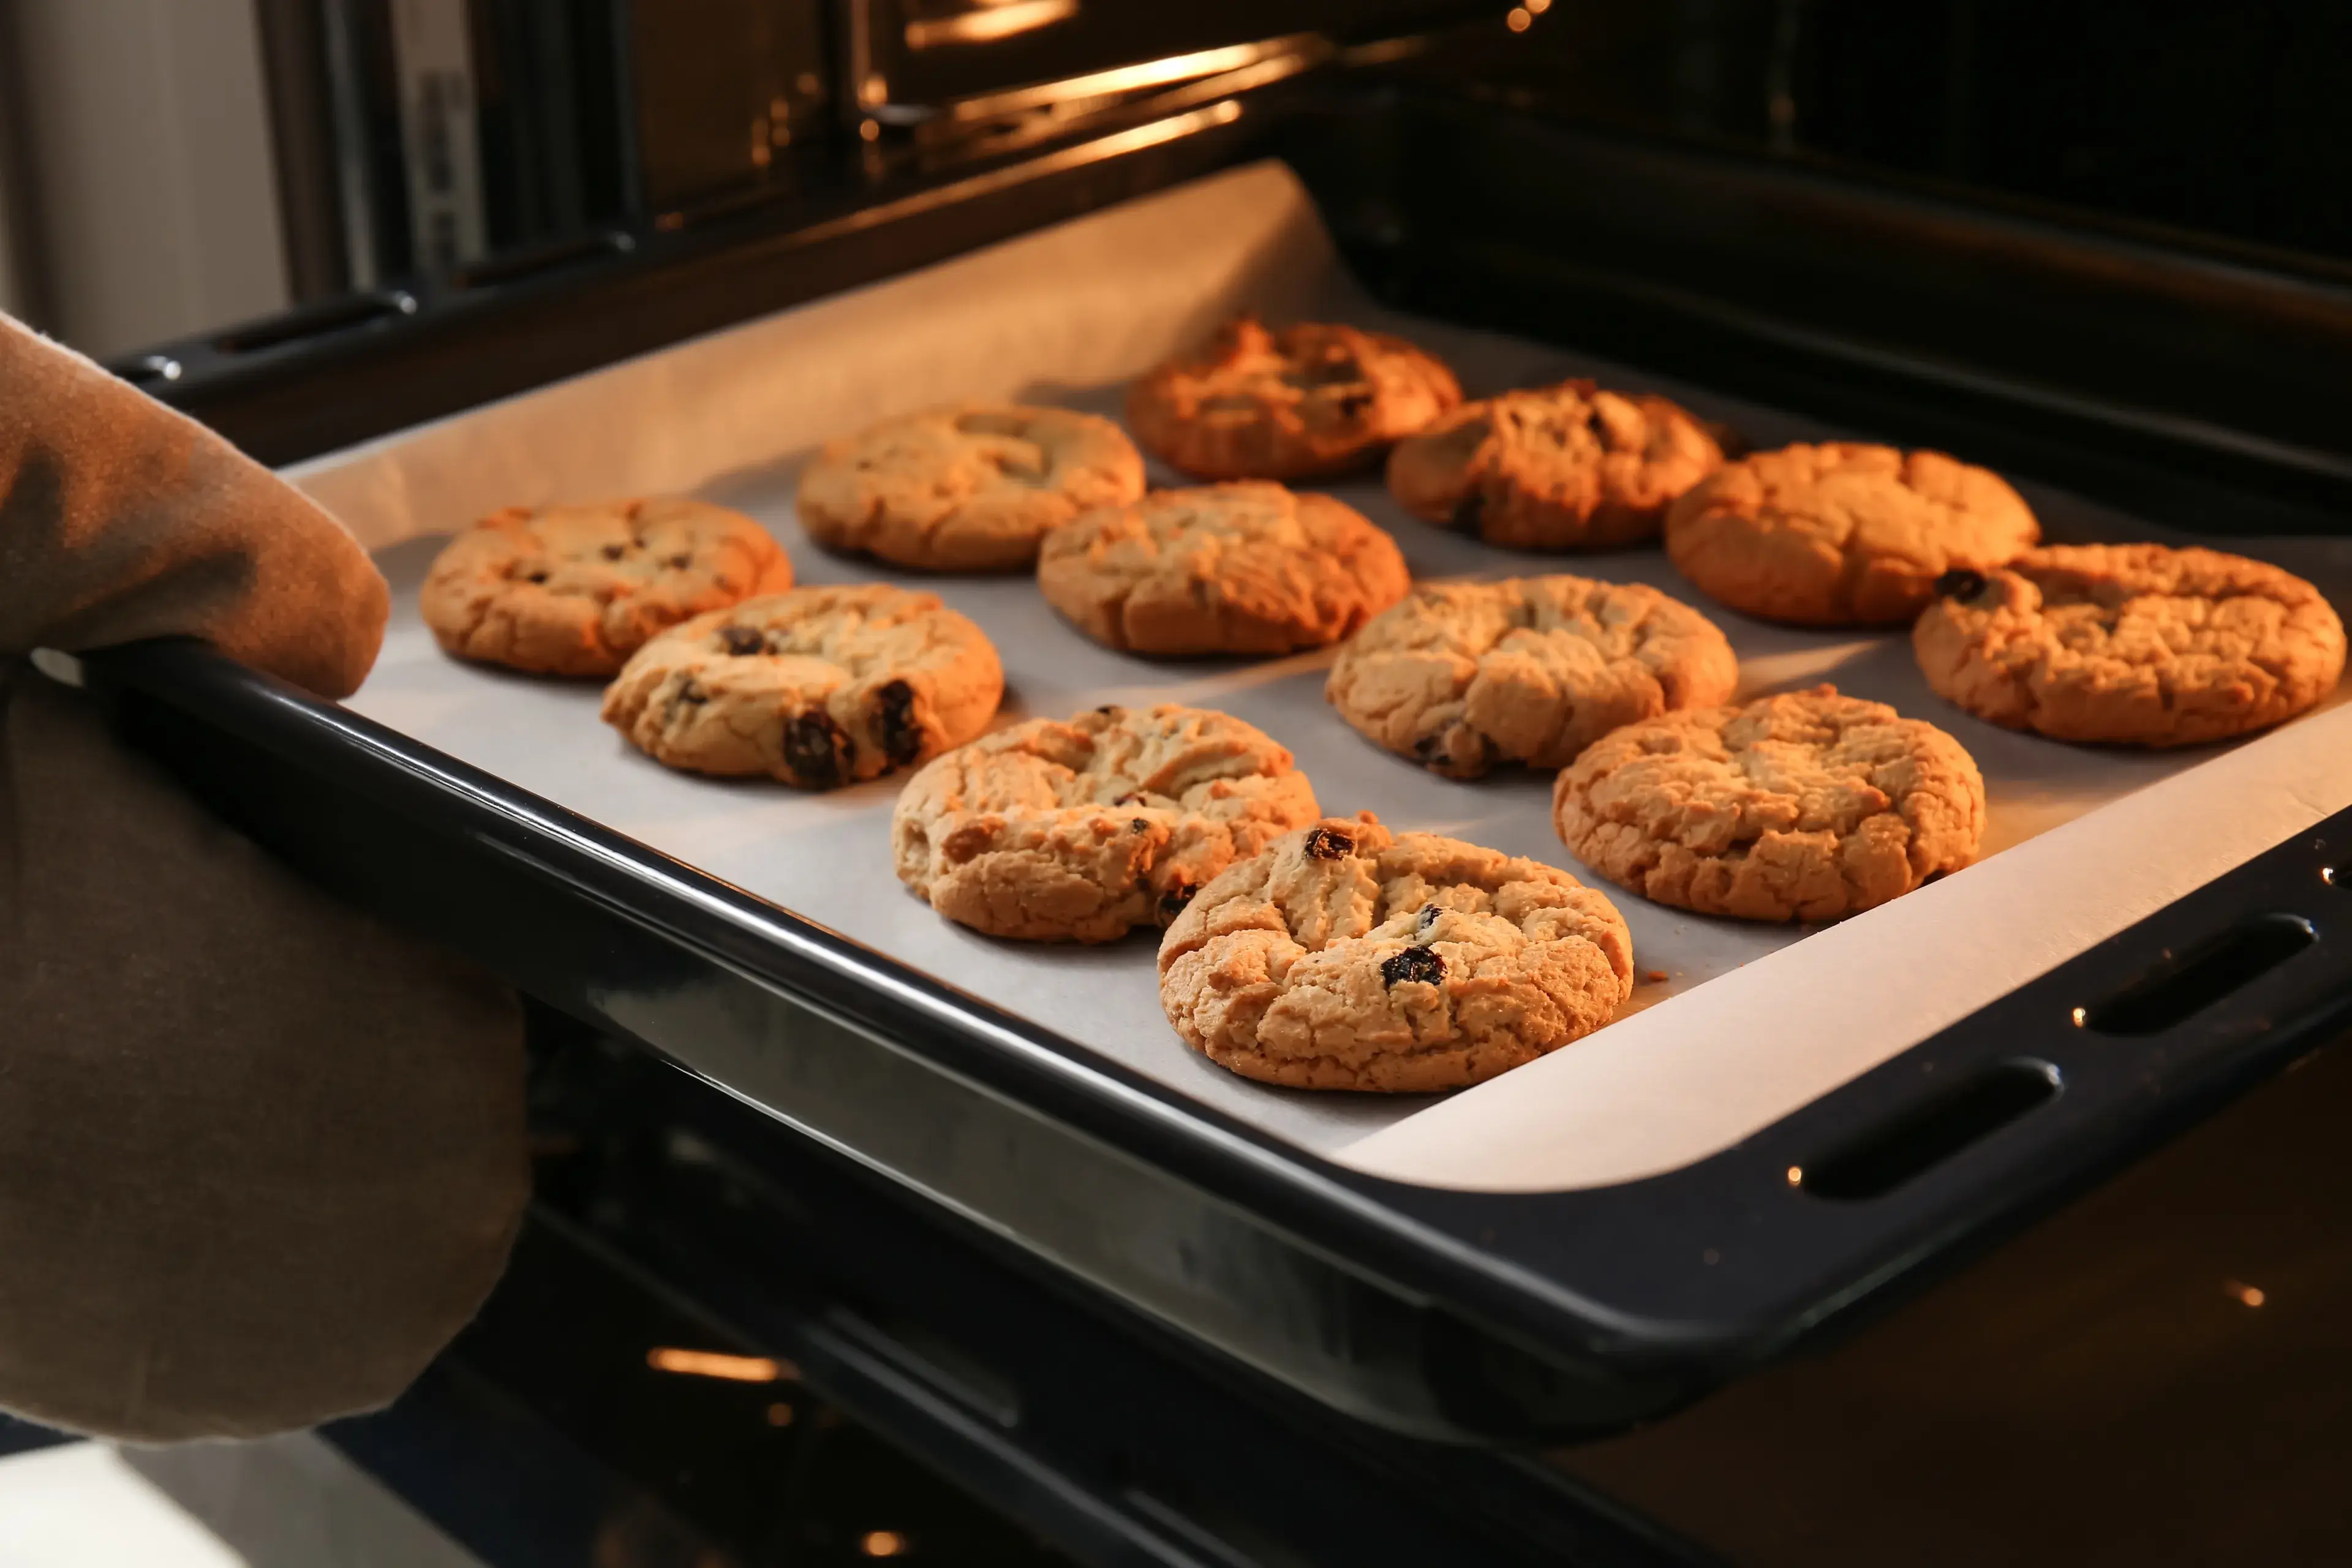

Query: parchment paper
left=304, top=162, right=2352, bottom=1189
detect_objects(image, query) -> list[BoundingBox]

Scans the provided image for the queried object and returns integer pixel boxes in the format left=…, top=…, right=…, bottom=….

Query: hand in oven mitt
left=0, top=313, right=527, bottom=1441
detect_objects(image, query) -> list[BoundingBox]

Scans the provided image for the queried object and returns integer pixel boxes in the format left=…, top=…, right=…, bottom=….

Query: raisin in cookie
left=1158, top=814, right=1634, bottom=1092
left=601, top=585, right=1001, bottom=786
left=1327, top=576, right=1739, bottom=779
left=893, top=704, right=1319, bottom=943
left=1386, top=379, right=1723, bottom=550
left=797, top=404, right=1145, bottom=573
left=1913, top=543, right=2347, bottom=747
left=1038, top=482, right=1410, bottom=655
left=421, top=498, right=794, bottom=676
left=1126, top=317, right=1461, bottom=481
left=1553, top=685, right=1985, bottom=922
left=1665, top=442, right=2039, bottom=627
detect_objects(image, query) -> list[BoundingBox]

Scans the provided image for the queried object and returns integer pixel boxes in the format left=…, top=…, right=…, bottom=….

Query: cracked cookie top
left=892, top=703, right=1319, bottom=943
left=1038, top=481, right=1410, bottom=656
left=797, top=403, right=1145, bottom=573
left=1665, top=442, right=2038, bottom=627
left=421, top=497, right=793, bottom=676
left=1327, top=575, right=1739, bottom=778
left=600, top=585, right=1001, bottom=788
left=1553, top=684, right=1985, bottom=923
left=1386, top=379, right=1723, bottom=551
left=1125, top=317, right=1461, bottom=481
left=1913, top=542, right=2346, bottom=747
left=1158, top=813, right=1635, bottom=1092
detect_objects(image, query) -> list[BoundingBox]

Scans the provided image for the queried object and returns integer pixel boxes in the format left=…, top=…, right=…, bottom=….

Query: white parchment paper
left=300, top=162, right=2352, bottom=1189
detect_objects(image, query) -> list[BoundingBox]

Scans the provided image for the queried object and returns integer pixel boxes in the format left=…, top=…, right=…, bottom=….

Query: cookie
left=1664, top=442, right=2039, bottom=627
left=1913, top=543, right=2347, bottom=747
left=1386, top=379, right=1723, bottom=550
left=1038, top=482, right=1411, bottom=656
left=892, top=704, right=1320, bottom=943
left=1327, top=576, right=1738, bottom=779
left=1126, top=317, right=1461, bottom=481
left=797, top=404, right=1145, bottom=572
left=1552, top=684, right=1985, bottom=922
left=601, top=585, right=1002, bottom=786
left=1158, top=814, right=1634, bottom=1092
left=421, top=498, right=794, bottom=676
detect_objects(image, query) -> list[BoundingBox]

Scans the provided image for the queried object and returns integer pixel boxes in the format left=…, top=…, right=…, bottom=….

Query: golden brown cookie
left=1553, top=685, right=1985, bottom=922
left=892, top=704, right=1320, bottom=943
left=600, top=585, right=1001, bottom=787
left=797, top=404, right=1145, bottom=572
left=1385, top=379, right=1723, bottom=550
left=1125, top=317, right=1461, bottom=481
left=1038, top=482, right=1411, bottom=656
left=1158, top=814, right=1634, bottom=1092
left=421, top=498, right=793, bottom=676
left=1913, top=543, right=2347, bottom=747
left=1664, top=442, right=2038, bottom=627
left=1327, top=576, right=1739, bottom=779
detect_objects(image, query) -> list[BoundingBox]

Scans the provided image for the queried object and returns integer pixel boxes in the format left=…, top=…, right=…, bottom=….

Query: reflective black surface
left=1553, top=1027, right=2352, bottom=1567
left=1405, top=0, right=2352, bottom=273
left=328, top=1008, right=1698, bottom=1566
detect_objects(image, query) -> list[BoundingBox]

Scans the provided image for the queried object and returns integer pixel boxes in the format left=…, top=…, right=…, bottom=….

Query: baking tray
left=92, top=159, right=2352, bottom=1442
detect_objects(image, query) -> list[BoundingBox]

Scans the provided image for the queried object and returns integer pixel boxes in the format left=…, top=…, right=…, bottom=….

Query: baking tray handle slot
left=2078, top=913, right=2318, bottom=1038
left=1801, top=1060, right=2062, bottom=1202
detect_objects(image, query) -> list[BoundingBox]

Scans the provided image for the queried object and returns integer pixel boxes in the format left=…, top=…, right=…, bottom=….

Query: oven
left=90, top=4, right=2352, bottom=1563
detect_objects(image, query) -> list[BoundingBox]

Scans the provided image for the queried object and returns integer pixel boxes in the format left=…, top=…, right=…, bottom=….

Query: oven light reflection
left=645, top=1347, right=796, bottom=1382
left=2223, top=1280, right=2267, bottom=1308
left=1785, top=1166, right=1803, bottom=1186
left=861, top=1529, right=910, bottom=1557
left=1506, top=7, right=1532, bottom=30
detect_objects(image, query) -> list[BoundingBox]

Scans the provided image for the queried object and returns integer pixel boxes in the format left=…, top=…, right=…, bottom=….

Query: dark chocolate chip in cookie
left=1302, top=826, right=1354, bottom=860
left=1158, top=882, right=1196, bottom=923
left=1381, top=946, right=1445, bottom=987
left=1934, top=568, right=1991, bottom=602
left=669, top=676, right=708, bottom=712
left=717, top=624, right=766, bottom=656
left=1416, top=903, right=1442, bottom=933
left=1290, top=352, right=1365, bottom=390
left=601, top=542, right=627, bottom=561
left=1130, top=818, right=1151, bottom=833
left=871, top=679, right=922, bottom=766
left=525, top=568, right=549, bottom=584
left=783, top=709, right=850, bottom=788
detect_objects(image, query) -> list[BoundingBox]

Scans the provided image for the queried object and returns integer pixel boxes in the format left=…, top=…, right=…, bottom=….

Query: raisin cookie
left=1664, top=442, right=2039, bottom=627
left=1158, top=814, right=1634, bottom=1092
left=797, top=404, right=1145, bottom=573
left=1126, top=317, right=1461, bottom=481
left=421, top=498, right=794, bottom=676
left=1914, top=543, right=2347, bottom=747
left=601, top=585, right=1001, bottom=786
left=1553, top=685, right=1985, bottom=922
left=1386, top=379, right=1724, bottom=550
left=1327, top=576, right=1740, bottom=779
left=892, top=704, right=1320, bottom=943
left=1038, top=482, right=1411, bottom=656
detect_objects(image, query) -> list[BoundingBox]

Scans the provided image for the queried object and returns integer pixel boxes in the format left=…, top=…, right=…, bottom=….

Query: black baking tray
left=89, top=72, right=2352, bottom=1444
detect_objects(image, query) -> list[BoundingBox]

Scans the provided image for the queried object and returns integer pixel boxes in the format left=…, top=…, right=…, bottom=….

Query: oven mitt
left=0, top=313, right=529, bottom=1442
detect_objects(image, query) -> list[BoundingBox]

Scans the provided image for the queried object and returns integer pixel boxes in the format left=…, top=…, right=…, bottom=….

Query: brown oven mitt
left=0, top=313, right=529, bottom=1442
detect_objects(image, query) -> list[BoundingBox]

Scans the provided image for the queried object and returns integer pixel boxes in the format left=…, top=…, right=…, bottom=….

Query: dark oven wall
left=1419, top=0, right=2352, bottom=275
